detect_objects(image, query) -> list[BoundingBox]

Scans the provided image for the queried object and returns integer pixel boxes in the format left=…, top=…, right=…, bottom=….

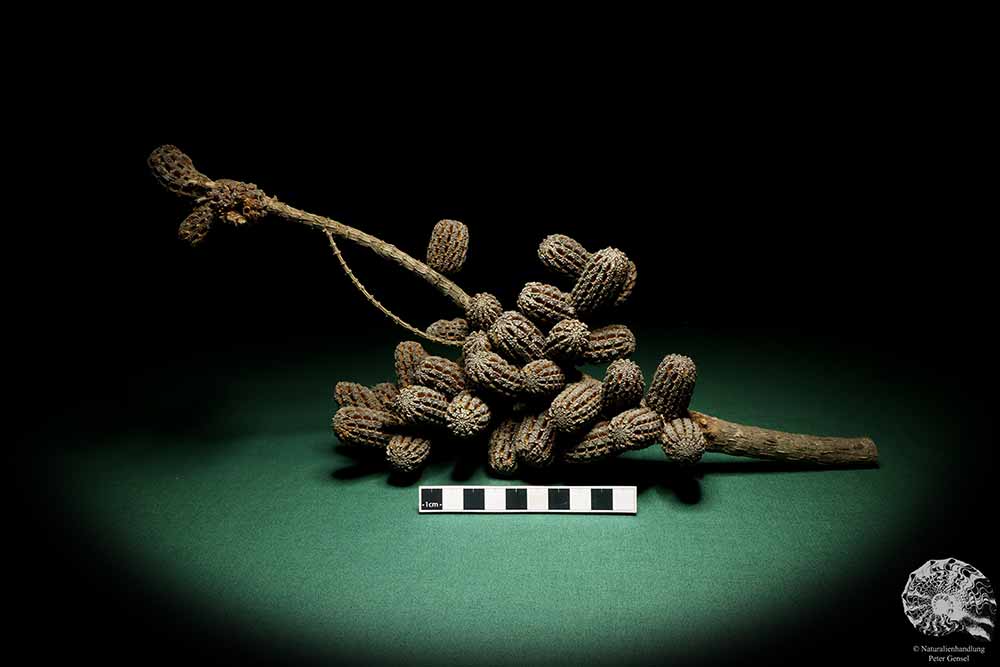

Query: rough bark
left=689, top=410, right=878, bottom=466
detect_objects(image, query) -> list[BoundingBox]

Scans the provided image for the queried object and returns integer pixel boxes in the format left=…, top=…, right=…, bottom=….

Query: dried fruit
left=515, top=412, right=558, bottom=467
left=601, top=359, right=645, bottom=414
left=544, top=318, right=590, bottom=362
left=616, top=260, right=637, bottom=305
left=608, top=407, right=662, bottom=451
left=334, top=382, right=383, bottom=410
left=446, top=391, right=492, bottom=438
left=460, top=330, right=492, bottom=361
left=464, top=351, right=523, bottom=398
left=570, top=247, right=628, bottom=316
left=416, top=356, right=466, bottom=397
left=147, top=144, right=212, bottom=197
left=386, top=435, right=432, bottom=473
left=332, top=406, right=400, bottom=448
left=426, top=219, right=469, bottom=274
left=548, top=379, right=603, bottom=433
left=465, top=292, right=503, bottom=330
left=584, top=324, right=636, bottom=363
left=646, top=354, right=697, bottom=420
left=178, top=204, right=215, bottom=246
left=394, top=385, right=449, bottom=426
left=538, top=233, right=590, bottom=280
left=488, top=311, right=545, bottom=364
left=487, top=416, right=521, bottom=476
left=661, top=416, right=707, bottom=465
left=520, top=359, right=568, bottom=397
left=561, top=421, right=614, bottom=463
left=426, top=318, right=469, bottom=341
left=394, top=341, right=428, bottom=387
left=516, top=282, right=576, bottom=325
left=372, top=382, right=399, bottom=411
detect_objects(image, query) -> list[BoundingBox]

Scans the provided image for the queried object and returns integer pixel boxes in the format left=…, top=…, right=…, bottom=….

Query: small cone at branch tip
left=386, top=435, right=432, bottom=473
left=517, top=282, right=576, bottom=326
left=560, top=421, right=615, bottom=463
left=615, top=260, right=637, bottom=305
left=488, top=311, right=546, bottom=364
left=571, top=247, right=629, bottom=315
left=394, top=341, right=428, bottom=388
left=584, top=324, right=636, bottom=363
left=333, top=406, right=400, bottom=448
left=487, top=416, right=522, bottom=476
left=544, top=318, right=590, bottom=362
left=426, top=318, right=469, bottom=342
left=465, top=292, right=503, bottom=330
left=372, top=383, right=399, bottom=412
left=416, top=356, right=466, bottom=397
left=661, top=416, right=707, bottom=465
left=426, top=219, right=469, bottom=275
left=538, top=234, right=590, bottom=280
left=446, top=391, right=492, bottom=439
left=548, top=379, right=604, bottom=433
left=394, top=385, right=449, bottom=426
left=464, top=351, right=524, bottom=398
left=520, top=359, right=568, bottom=397
left=646, top=354, right=697, bottom=420
left=147, top=145, right=212, bottom=197
left=515, top=412, right=558, bottom=468
left=178, top=204, right=215, bottom=246
left=601, top=359, right=645, bottom=414
left=460, top=330, right=492, bottom=362
left=608, top=407, right=663, bottom=451
left=334, top=382, right=383, bottom=410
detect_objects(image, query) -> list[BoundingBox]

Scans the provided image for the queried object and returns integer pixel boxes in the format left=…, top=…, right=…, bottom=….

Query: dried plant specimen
left=426, top=219, right=469, bottom=275
left=148, top=146, right=880, bottom=479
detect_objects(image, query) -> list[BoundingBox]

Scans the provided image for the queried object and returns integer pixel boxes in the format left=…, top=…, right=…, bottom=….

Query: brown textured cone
left=487, top=416, right=521, bottom=476
left=544, top=319, right=590, bottom=362
left=394, top=385, right=449, bottom=426
left=583, top=325, right=636, bottom=363
left=570, top=247, right=629, bottom=316
left=334, top=382, right=383, bottom=410
left=661, top=416, right=707, bottom=465
left=548, top=380, right=604, bottom=433
left=177, top=203, right=215, bottom=246
left=608, top=407, right=663, bottom=451
left=147, top=145, right=212, bottom=197
left=373, top=383, right=399, bottom=411
left=615, top=260, right=637, bottom=306
left=386, top=435, right=432, bottom=473
left=394, top=341, right=428, bottom=387
left=465, top=292, right=503, bottom=330
left=426, top=219, right=469, bottom=274
left=464, top=351, right=523, bottom=398
left=426, top=318, right=469, bottom=342
left=488, top=311, right=546, bottom=364
left=460, top=331, right=492, bottom=362
left=560, top=421, right=615, bottom=463
left=538, top=234, right=590, bottom=280
left=520, top=359, right=568, bottom=397
left=516, top=282, right=576, bottom=326
left=446, top=391, right=492, bottom=438
left=332, top=406, right=400, bottom=448
left=601, top=359, right=645, bottom=414
left=515, top=412, right=558, bottom=468
left=415, top=356, right=466, bottom=397
left=645, top=354, right=697, bottom=420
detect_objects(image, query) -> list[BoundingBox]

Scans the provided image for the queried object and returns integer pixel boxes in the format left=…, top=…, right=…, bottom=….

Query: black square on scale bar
left=591, top=488, right=613, bottom=510
left=506, top=488, right=527, bottom=510
left=548, top=488, right=570, bottom=510
left=463, top=487, right=485, bottom=510
left=421, top=488, right=442, bottom=511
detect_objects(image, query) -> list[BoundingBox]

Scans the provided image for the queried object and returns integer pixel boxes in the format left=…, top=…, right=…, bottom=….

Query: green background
left=52, top=328, right=960, bottom=664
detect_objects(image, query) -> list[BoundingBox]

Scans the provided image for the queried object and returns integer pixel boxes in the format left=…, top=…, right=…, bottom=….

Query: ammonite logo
left=902, top=558, right=996, bottom=641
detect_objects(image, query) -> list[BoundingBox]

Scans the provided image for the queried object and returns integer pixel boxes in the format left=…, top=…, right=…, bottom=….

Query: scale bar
left=418, top=486, right=636, bottom=514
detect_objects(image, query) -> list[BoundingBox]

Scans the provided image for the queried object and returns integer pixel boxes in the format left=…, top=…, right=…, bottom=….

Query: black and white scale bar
left=418, top=486, right=636, bottom=514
